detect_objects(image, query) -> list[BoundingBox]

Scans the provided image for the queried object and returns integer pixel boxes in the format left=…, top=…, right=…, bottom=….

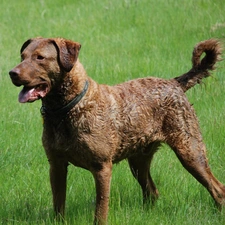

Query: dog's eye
left=37, top=55, right=45, bottom=60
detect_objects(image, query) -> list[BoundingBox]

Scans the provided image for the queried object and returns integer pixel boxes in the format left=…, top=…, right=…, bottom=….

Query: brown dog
left=9, top=38, right=225, bottom=224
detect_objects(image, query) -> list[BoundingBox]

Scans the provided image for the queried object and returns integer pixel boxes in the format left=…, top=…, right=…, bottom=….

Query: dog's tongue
left=18, top=84, right=49, bottom=103
left=19, top=86, right=47, bottom=103
left=19, top=87, right=36, bottom=103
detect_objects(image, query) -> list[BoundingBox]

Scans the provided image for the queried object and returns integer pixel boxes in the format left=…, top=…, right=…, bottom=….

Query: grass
left=1, top=0, right=225, bottom=224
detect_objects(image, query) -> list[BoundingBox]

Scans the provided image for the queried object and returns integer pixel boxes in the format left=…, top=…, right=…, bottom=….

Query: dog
left=9, top=37, right=225, bottom=224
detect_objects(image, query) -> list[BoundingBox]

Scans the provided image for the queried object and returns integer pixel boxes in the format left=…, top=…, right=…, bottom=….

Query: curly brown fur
left=175, top=39, right=222, bottom=92
left=9, top=38, right=225, bottom=225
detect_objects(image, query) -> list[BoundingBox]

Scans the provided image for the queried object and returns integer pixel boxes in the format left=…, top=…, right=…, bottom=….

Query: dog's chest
left=42, top=117, right=74, bottom=146
left=42, top=118, right=97, bottom=168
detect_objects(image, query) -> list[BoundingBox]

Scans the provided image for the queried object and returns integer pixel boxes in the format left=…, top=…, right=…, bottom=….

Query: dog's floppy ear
left=51, top=38, right=81, bottom=72
left=20, top=39, right=32, bottom=54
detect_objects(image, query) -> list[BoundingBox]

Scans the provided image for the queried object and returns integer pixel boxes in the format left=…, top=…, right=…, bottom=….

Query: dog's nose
left=9, top=69, right=19, bottom=78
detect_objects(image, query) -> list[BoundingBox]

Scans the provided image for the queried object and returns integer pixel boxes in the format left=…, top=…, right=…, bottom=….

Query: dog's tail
left=175, top=39, right=222, bottom=92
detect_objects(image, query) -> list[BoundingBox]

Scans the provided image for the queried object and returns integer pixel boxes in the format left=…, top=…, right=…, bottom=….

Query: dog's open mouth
left=19, top=83, right=49, bottom=103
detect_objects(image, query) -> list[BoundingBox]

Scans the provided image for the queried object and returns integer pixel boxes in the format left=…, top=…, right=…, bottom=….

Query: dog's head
left=9, top=37, right=81, bottom=103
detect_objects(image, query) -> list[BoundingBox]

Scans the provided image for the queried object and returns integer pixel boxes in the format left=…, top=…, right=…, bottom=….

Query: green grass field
left=1, top=0, right=225, bottom=224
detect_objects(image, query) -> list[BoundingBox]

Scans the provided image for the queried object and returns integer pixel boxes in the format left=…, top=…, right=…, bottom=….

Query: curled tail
left=175, top=39, right=222, bottom=92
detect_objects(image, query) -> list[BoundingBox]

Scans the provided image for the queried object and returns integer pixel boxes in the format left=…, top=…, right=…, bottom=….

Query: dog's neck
left=41, top=60, right=89, bottom=116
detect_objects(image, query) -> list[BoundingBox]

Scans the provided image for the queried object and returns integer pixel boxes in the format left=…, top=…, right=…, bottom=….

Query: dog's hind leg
left=167, top=130, right=225, bottom=207
left=128, top=142, right=161, bottom=205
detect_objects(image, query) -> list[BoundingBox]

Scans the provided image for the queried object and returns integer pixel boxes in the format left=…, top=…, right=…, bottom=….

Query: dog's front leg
left=49, top=159, right=68, bottom=218
left=92, top=162, right=112, bottom=225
